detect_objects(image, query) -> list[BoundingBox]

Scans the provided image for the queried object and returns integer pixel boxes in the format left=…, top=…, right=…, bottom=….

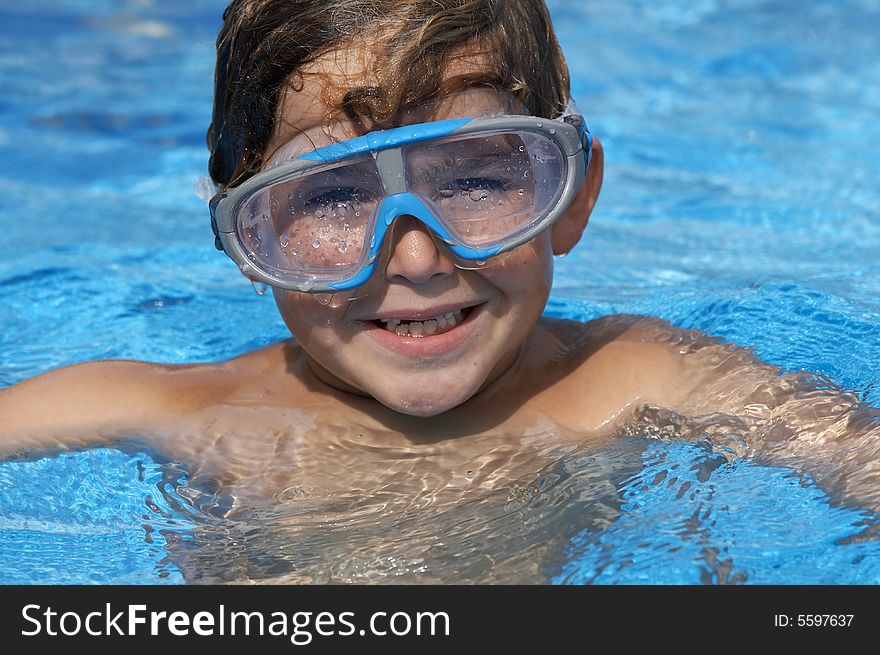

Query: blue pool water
left=1, top=0, right=879, bottom=583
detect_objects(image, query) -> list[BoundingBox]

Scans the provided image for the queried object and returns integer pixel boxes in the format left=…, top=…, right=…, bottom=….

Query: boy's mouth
left=360, top=302, right=486, bottom=357
left=373, top=306, right=475, bottom=337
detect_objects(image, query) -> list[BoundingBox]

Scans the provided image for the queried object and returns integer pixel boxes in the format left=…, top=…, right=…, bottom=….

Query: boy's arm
left=743, top=385, right=880, bottom=513
left=571, top=315, right=880, bottom=512
left=0, top=360, right=190, bottom=454
left=643, top=318, right=880, bottom=513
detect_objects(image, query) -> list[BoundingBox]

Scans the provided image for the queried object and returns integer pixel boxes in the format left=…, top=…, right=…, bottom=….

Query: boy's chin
left=371, top=384, right=476, bottom=418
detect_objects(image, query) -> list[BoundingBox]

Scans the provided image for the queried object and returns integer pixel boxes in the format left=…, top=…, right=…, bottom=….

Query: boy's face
left=262, top=45, right=595, bottom=417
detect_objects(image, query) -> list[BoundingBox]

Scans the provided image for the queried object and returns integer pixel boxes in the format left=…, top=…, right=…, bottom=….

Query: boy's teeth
left=379, top=309, right=467, bottom=337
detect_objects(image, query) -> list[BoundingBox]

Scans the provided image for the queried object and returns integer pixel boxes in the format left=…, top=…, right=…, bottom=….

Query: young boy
left=0, top=0, right=876, bottom=512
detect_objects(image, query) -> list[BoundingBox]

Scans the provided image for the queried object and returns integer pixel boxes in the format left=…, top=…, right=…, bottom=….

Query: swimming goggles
left=209, top=111, right=592, bottom=292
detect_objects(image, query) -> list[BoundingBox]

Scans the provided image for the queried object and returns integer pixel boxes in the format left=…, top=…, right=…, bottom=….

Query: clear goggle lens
left=404, top=131, right=566, bottom=247
left=234, top=129, right=567, bottom=281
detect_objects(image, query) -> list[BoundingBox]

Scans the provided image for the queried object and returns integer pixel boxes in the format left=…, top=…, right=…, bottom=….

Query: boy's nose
left=382, top=214, right=456, bottom=284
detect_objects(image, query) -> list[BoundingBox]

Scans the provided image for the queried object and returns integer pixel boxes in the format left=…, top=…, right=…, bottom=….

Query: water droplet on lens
left=314, top=292, right=334, bottom=305
left=517, top=188, right=525, bottom=196
left=296, top=278, right=314, bottom=292
left=354, top=211, right=361, bottom=217
left=536, top=122, right=543, bottom=128
left=239, top=263, right=251, bottom=273
left=469, top=189, right=488, bottom=202
left=278, top=234, right=289, bottom=247
left=518, top=145, right=525, bottom=152
left=549, top=128, right=556, bottom=135
left=251, top=279, right=268, bottom=296
left=337, top=240, right=347, bottom=252
left=465, top=470, right=475, bottom=480
left=312, top=239, right=321, bottom=248
left=342, top=222, right=351, bottom=231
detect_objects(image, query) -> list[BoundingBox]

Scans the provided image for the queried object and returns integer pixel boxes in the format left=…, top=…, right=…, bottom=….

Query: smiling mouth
left=372, top=305, right=478, bottom=337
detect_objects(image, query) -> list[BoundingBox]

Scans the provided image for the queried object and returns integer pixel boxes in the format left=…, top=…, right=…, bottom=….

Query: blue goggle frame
left=210, top=112, right=592, bottom=292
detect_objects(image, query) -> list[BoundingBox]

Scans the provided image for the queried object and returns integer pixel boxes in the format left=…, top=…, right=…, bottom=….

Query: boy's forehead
left=266, top=44, right=514, bottom=160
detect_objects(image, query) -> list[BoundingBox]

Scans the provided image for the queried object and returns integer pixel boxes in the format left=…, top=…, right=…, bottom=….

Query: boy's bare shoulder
left=533, top=313, right=796, bottom=425
left=526, top=314, right=726, bottom=431
left=536, top=313, right=691, bottom=366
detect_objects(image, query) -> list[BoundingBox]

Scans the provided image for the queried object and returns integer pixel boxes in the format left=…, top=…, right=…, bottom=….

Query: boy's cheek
left=482, top=236, right=553, bottom=298
left=271, top=289, right=341, bottom=341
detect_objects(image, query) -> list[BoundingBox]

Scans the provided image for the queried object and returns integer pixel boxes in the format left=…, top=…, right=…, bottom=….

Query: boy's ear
left=550, top=136, right=603, bottom=256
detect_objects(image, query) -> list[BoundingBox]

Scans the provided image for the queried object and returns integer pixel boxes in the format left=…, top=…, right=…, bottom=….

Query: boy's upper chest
left=148, top=321, right=690, bottom=493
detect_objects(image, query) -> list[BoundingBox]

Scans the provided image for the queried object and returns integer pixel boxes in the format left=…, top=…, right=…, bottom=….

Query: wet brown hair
left=207, top=0, right=571, bottom=189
